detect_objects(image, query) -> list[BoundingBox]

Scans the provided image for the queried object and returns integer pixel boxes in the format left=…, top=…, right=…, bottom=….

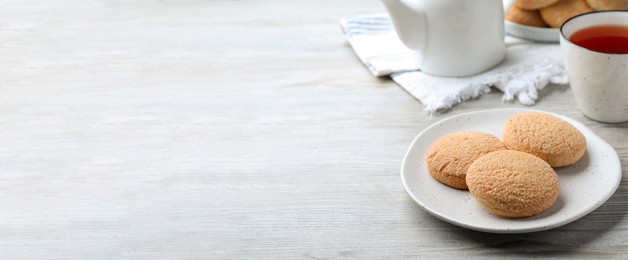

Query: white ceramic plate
left=505, top=20, right=559, bottom=42
left=502, top=0, right=559, bottom=42
left=401, top=108, right=621, bottom=233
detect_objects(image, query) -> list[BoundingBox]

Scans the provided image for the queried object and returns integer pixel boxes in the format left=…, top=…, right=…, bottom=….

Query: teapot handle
left=381, top=0, right=426, bottom=51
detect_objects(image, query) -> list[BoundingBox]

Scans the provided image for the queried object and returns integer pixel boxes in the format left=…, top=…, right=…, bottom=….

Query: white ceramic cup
left=560, top=11, right=628, bottom=123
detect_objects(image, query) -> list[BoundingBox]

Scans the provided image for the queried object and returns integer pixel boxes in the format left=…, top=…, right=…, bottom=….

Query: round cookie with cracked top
left=540, top=0, right=594, bottom=28
left=502, top=112, right=586, bottom=167
left=515, top=0, right=561, bottom=10
left=466, top=150, right=560, bottom=218
left=426, top=131, right=507, bottom=190
left=585, top=0, right=627, bottom=11
left=506, top=6, right=549, bottom=27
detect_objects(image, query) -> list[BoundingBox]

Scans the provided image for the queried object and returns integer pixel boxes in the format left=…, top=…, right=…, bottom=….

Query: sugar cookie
left=466, top=150, right=560, bottom=218
left=426, top=131, right=506, bottom=189
left=506, top=6, right=549, bottom=27
left=502, top=112, right=586, bottom=167
left=585, top=0, right=627, bottom=11
left=540, top=0, right=594, bottom=28
left=515, top=0, right=561, bottom=10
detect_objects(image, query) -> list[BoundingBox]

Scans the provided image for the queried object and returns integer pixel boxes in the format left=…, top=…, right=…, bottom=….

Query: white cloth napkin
left=340, top=14, right=568, bottom=112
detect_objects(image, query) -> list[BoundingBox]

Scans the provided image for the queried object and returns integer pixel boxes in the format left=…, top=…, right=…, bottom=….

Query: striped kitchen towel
left=340, top=14, right=568, bottom=112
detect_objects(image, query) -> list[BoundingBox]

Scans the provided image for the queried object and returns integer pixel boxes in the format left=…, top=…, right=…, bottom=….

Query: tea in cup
left=560, top=11, right=628, bottom=123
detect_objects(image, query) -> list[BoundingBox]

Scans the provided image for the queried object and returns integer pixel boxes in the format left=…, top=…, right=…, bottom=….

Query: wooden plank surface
left=1, top=0, right=627, bottom=258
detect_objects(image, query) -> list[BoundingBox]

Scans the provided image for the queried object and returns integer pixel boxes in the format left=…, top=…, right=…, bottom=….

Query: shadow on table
left=405, top=171, right=627, bottom=257
left=451, top=177, right=628, bottom=257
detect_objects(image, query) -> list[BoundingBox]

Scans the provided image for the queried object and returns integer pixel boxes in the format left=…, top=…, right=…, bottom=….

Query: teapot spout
left=380, top=0, right=426, bottom=50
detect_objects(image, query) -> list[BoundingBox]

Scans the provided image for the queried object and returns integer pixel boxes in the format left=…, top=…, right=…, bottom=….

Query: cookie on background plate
left=506, top=6, right=549, bottom=27
left=540, top=0, right=594, bottom=28
left=515, top=0, right=561, bottom=10
left=585, top=0, right=627, bottom=11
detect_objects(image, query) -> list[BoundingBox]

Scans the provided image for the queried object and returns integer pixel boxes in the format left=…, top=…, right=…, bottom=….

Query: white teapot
left=381, top=0, right=506, bottom=77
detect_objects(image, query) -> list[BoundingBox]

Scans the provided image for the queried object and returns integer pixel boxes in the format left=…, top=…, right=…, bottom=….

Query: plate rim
left=504, top=20, right=559, bottom=43
left=400, top=108, right=622, bottom=233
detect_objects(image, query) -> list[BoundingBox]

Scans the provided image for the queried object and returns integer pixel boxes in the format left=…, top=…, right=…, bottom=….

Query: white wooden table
left=1, top=0, right=627, bottom=258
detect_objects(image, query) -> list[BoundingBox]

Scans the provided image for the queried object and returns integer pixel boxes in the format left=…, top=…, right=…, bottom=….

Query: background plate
left=503, top=0, right=559, bottom=42
left=505, top=20, right=559, bottom=42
